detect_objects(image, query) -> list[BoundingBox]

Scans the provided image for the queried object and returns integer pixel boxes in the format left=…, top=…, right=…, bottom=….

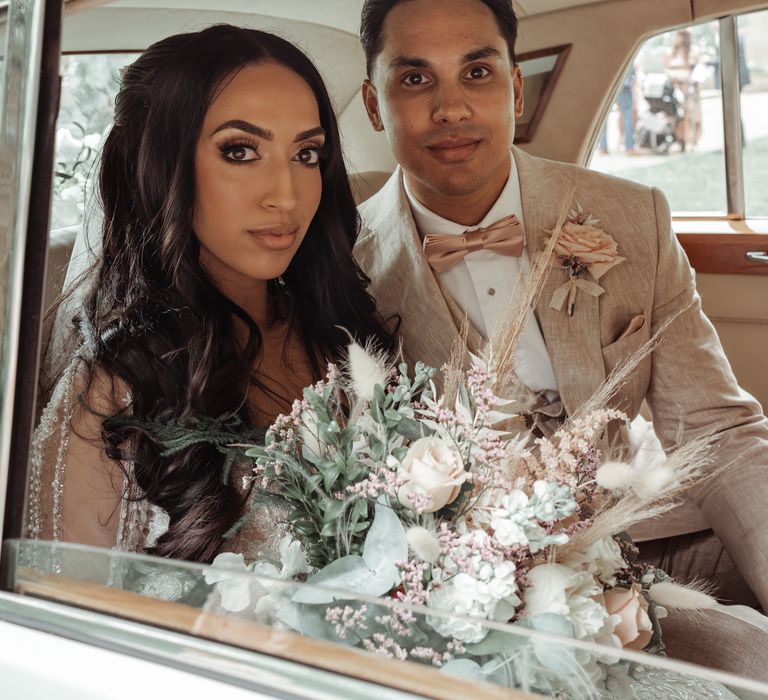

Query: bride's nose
left=260, top=159, right=299, bottom=212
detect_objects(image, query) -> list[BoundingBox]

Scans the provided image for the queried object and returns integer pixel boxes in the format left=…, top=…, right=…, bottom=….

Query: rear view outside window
left=739, top=10, right=768, bottom=218
left=590, top=22, right=727, bottom=214
left=52, top=53, right=136, bottom=232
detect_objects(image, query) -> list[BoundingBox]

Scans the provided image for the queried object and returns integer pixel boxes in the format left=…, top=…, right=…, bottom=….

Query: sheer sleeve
left=25, top=358, right=128, bottom=548
left=57, top=368, right=128, bottom=548
left=25, top=351, right=174, bottom=560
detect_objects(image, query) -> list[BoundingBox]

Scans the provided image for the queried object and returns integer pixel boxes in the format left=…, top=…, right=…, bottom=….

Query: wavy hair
left=64, top=25, right=393, bottom=562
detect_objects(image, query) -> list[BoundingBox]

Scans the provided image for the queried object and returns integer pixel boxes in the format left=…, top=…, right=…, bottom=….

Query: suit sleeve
left=646, top=186, right=768, bottom=607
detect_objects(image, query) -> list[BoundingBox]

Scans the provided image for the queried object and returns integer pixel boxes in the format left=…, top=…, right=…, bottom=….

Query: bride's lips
left=248, top=223, right=299, bottom=251
left=426, top=137, right=481, bottom=163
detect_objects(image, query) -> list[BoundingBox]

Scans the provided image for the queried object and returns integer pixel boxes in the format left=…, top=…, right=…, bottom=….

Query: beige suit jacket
left=354, top=146, right=768, bottom=608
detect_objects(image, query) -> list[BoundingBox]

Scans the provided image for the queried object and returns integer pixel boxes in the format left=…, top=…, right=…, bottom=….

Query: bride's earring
left=276, top=275, right=287, bottom=288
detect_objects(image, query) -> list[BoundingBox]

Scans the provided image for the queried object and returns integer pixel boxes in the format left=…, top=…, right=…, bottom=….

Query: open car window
left=589, top=20, right=727, bottom=213
left=7, top=539, right=768, bottom=700
left=589, top=12, right=768, bottom=219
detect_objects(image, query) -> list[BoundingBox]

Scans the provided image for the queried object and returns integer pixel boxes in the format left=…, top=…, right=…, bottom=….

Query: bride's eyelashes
left=294, top=140, right=326, bottom=168
left=217, top=137, right=326, bottom=168
left=218, top=137, right=259, bottom=164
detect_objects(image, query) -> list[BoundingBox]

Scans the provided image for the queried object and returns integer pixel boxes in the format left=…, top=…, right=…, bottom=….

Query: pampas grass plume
left=595, top=462, right=635, bottom=491
left=348, top=341, right=387, bottom=402
left=630, top=465, right=674, bottom=500
left=649, top=581, right=717, bottom=610
left=406, top=526, right=441, bottom=564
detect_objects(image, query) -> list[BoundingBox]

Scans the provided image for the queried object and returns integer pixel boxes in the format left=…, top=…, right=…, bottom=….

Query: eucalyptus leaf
left=322, top=464, right=341, bottom=490
left=395, top=418, right=422, bottom=441
left=320, top=521, right=338, bottom=537
left=465, top=629, right=528, bottom=656
left=323, top=499, right=346, bottom=523
left=301, top=443, right=323, bottom=465
left=292, top=555, right=396, bottom=604
left=350, top=498, right=369, bottom=522
left=362, top=501, right=408, bottom=577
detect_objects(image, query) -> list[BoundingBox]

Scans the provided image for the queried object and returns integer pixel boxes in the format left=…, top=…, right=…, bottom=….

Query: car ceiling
left=5, top=0, right=766, bottom=169
left=57, top=0, right=606, bottom=112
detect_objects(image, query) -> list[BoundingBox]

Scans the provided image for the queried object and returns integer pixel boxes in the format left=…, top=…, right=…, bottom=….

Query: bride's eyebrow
left=211, top=119, right=271, bottom=138
left=295, top=126, right=325, bottom=142
left=210, top=120, right=325, bottom=142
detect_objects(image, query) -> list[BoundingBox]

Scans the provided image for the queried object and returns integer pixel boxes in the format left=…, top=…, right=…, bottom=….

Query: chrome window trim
left=719, top=15, right=746, bottom=218
left=0, top=0, right=45, bottom=545
left=0, top=591, right=420, bottom=700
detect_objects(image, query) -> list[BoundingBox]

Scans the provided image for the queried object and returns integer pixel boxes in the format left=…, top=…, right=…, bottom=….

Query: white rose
left=397, top=436, right=468, bottom=512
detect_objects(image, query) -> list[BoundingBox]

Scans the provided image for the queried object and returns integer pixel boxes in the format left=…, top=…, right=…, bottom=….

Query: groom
left=353, top=0, right=768, bottom=610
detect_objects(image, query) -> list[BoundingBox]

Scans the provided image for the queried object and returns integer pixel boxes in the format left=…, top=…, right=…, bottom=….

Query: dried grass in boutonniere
left=547, top=204, right=626, bottom=317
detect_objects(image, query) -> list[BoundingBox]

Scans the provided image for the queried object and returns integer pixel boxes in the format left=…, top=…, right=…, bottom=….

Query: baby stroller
left=634, top=73, right=685, bottom=154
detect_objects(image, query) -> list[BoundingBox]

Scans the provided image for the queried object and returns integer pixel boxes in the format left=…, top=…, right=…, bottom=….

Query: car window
left=7, top=539, right=768, bottom=700
left=738, top=9, right=768, bottom=217
left=589, top=20, right=728, bottom=214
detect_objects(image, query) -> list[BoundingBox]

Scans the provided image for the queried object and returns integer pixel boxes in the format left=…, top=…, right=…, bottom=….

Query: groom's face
left=363, top=0, right=523, bottom=213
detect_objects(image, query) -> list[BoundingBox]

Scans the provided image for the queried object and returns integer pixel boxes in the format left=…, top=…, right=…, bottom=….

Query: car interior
left=49, top=0, right=767, bottom=408
left=1, top=1, right=767, bottom=697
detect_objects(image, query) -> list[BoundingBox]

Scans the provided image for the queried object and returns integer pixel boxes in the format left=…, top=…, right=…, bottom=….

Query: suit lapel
left=513, top=147, right=606, bottom=416
left=356, top=169, right=473, bottom=371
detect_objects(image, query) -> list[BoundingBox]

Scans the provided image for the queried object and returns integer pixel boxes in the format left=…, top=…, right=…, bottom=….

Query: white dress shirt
left=403, top=158, right=559, bottom=397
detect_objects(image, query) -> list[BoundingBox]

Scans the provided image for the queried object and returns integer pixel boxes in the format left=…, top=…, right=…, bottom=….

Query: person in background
left=598, top=64, right=638, bottom=155
left=664, top=29, right=703, bottom=150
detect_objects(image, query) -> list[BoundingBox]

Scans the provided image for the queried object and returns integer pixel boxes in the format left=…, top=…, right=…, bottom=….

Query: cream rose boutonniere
left=547, top=205, right=625, bottom=316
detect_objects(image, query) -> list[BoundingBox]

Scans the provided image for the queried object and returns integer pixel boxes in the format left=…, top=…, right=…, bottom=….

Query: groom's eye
left=402, top=72, right=431, bottom=87
left=464, top=65, right=491, bottom=81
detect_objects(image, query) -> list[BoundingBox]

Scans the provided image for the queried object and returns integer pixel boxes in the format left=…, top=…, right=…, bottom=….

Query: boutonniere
left=546, top=204, right=625, bottom=317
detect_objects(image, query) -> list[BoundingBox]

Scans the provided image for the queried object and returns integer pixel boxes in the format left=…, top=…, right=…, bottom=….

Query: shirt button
left=487, top=287, right=496, bottom=296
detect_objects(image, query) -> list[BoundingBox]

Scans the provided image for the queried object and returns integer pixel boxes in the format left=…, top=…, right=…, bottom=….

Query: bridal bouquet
left=205, top=334, right=716, bottom=696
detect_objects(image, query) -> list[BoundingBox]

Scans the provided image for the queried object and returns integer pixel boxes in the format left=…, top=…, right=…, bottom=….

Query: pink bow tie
left=423, top=214, right=524, bottom=273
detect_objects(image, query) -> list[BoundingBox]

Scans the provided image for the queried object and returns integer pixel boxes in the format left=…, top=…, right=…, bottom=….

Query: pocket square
left=616, top=314, right=646, bottom=341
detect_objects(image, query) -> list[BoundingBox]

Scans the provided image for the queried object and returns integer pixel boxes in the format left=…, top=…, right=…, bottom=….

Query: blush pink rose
left=604, top=584, right=653, bottom=650
left=555, top=222, right=625, bottom=280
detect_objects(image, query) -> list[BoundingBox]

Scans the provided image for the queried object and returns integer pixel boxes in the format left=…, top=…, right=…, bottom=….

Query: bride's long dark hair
left=67, top=25, right=393, bottom=562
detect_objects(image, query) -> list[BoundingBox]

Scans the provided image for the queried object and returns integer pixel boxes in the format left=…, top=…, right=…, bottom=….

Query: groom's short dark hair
left=360, top=0, right=519, bottom=77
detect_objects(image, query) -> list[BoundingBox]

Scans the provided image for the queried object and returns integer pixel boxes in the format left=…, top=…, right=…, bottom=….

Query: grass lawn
left=602, top=136, right=768, bottom=216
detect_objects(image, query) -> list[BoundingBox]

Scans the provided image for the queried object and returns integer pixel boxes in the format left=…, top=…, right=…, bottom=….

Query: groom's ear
left=362, top=79, right=384, bottom=132
left=512, top=64, right=524, bottom=119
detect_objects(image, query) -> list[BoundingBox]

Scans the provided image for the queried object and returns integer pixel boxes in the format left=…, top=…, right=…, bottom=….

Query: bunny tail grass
left=557, top=433, right=716, bottom=558
left=649, top=581, right=718, bottom=610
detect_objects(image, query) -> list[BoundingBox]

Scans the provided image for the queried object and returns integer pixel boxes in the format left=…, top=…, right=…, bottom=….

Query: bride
left=25, top=24, right=393, bottom=563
